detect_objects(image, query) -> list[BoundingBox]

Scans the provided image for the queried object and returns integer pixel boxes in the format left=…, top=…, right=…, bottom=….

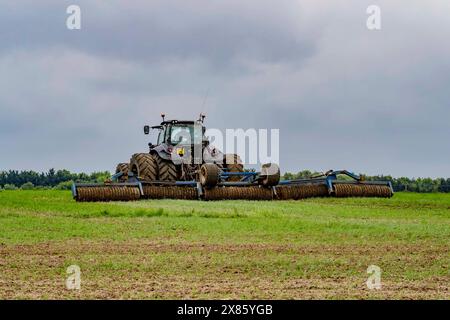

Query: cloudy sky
left=1, top=1, right=449, bottom=177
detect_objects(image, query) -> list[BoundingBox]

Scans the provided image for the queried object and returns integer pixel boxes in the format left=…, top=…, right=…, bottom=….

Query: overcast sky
left=1, top=1, right=449, bottom=177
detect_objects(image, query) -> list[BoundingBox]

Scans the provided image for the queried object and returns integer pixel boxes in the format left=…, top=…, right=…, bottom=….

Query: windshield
left=170, top=124, right=203, bottom=145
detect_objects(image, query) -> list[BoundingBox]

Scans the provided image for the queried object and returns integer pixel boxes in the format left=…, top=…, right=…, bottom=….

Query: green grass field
left=0, top=190, right=448, bottom=299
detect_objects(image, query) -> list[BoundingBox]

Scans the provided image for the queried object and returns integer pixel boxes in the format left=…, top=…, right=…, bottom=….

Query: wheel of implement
left=223, top=153, right=244, bottom=181
left=156, top=156, right=178, bottom=181
left=259, top=163, right=280, bottom=187
left=130, top=153, right=158, bottom=181
left=199, top=163, right=220, bottom=188
left=115, top=163, right=129, bottom=182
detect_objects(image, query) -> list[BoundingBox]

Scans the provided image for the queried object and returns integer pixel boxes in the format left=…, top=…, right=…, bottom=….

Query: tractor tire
left=199, top=163, right=220, bottom=188
left=224, top=154, right=244, bottom=181
left=259, top=163, right=281, bottom=187
left=115, top=163, right=129, bottom=182
left=156, top=156, right=178, bottom=181
left=130, top=153, right=158, bottom=181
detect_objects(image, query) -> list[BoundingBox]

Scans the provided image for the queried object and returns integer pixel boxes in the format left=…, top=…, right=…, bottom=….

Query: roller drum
left=75, top=186, right=141, bottom=202
left=142, top=186, right=198, bottom=200
left=333, top=184, right=393, bottom=198
left=275, top=184, right=329, bottom=200
left=204, top=186, right=273, bottom=201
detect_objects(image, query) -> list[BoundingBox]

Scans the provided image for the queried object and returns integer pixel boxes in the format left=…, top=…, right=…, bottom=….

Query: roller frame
left=278, top=170, right=394, bottom=196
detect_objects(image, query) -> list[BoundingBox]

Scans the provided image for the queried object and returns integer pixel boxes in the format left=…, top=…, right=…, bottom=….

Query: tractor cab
left=145, top=114, right=207, bottom=148
left=144, top=114, right=211, bottom=165
left=164, top=121, right=205, bottom=146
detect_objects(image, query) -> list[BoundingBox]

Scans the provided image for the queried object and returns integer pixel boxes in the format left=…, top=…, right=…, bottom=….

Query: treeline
left=0, top=169, right=110, bottom=190
left=283, top=170, right=450, bottom=193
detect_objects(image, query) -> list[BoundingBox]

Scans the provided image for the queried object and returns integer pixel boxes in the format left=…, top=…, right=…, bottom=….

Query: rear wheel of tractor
left=156, top=156, right=178, bottom=181
left=115, top=163, right=129, bottom=182
left=223, top=154, right=244, bottom=181
left=199, top=163, right=220, bottom=188
left=130, top=153, right=158, bottom=181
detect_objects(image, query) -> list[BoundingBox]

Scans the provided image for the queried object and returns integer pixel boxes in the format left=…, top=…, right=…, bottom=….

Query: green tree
left=3, top=184, right=18, bottom=190
left=54, top=181, right=74, bottom=190
left=21, top=182, right=35, bottom=190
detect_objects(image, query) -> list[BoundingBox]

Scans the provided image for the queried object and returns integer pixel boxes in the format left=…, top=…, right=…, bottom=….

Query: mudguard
left=151, top=144, right=172, bottom=161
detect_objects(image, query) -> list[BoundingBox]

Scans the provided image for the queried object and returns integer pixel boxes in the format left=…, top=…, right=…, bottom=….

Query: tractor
left=115, top=113, right=245, bottom=185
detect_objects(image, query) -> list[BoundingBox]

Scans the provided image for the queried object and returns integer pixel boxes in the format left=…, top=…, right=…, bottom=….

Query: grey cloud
left=0, top=0, right=317, bottom=68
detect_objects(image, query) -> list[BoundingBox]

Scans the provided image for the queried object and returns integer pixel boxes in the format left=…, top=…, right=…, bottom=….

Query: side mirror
left=144, top=125, right=150, bottom=135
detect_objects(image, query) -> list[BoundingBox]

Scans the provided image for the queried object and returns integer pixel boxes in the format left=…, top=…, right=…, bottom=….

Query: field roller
left=72, top=167, right=393, bottom=202
left=72, top=114, right=393, bottom=202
